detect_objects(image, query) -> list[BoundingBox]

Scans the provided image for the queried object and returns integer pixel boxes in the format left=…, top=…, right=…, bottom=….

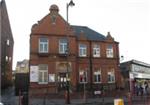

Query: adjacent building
left=15, top=59, right=29, bottom=95
left=120, top=59, right=150, bottom=94
left=29, top=5, right=121, bottom=95
left=16, top=59, right=29, bottom=73
left=0, top=0, right=14, bottom=89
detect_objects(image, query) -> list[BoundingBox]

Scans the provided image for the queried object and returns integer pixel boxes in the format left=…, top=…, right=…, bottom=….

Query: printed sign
left=49, top=74, right=55, bottom=82
left=30, top=66, right=38, bottom=82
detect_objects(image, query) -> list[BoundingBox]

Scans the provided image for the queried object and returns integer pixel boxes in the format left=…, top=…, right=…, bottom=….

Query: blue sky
left=5, top=0, right=150, bottom=69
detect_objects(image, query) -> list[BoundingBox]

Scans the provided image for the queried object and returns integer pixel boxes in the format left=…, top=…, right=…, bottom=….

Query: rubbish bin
left=114, top=99, right=124, bottom=105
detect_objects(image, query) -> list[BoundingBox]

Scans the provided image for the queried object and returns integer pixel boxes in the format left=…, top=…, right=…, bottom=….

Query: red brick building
left=29, top=4, right=121, bottom=95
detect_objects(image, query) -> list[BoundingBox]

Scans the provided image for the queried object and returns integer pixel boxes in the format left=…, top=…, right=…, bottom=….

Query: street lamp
left=66, top=0, right=75, bottom=104
left=66, top=0, right=75, bottom=23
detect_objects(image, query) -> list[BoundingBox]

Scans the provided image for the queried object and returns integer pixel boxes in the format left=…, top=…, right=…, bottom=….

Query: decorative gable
left=105, top=32, right=114, bottom=42
left=31, top=4, right=73, bottom=36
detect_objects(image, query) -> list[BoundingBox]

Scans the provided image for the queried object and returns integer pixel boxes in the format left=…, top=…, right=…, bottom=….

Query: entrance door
left=58, top=73, right=67, bottom=90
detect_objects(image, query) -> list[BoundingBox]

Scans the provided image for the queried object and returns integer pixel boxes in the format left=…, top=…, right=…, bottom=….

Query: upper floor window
left=79, top=44, right=87, bottom=57
left=93, top=44, right=100, bottom=57
left=59, top=38, right=68, bottom=54
left=107, top=71, right=115, bottom=83
left=79, top=70, right=87, bottom=83
left=106, top=45, right=113, bottom=58
left=38, top=64, right=48, bottom=84
left=39, top=38, right=48, bottom=53
left=94, top=70, right=101, bottom=83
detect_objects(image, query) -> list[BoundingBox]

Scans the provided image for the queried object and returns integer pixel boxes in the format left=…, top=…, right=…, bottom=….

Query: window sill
left=106, top=56, right=114, bottom=58
left=108, top=81, right=115, bottom=83
left=79, top=82, right=88, bottom=84
left=79, top=56, right=87, bottom=57
left=38, top=53, right=49, bottom=56
left=93, top=82, right=101, bottom=84
left=58, top=53, right=67, bottom=57
left=38, top=82, right=48, bottom=85
left=93, top=55, right=100, bottom=58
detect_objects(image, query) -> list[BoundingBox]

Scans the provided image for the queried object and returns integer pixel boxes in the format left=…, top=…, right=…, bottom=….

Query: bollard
left=114, top=99, right=124, bottom=105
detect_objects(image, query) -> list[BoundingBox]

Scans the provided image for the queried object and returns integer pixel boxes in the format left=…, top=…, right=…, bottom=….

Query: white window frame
left=79, top=71, right=87, bottom=83
left=93, top=70, right=101, bottom=83
left=79, top=44, right=87, bottom=57
left=93, top=44, right=100, bottom=57
left=107, top=71, right=115, bottom=83
left=39, top=38, right=48, bottom=53
left=38, top=64, right=48, bottom=84
left=7, top=39, right=10, bottom=46
left=59, top=38, right=68, bottom=54
left=106, top=45, right=113, bottom=58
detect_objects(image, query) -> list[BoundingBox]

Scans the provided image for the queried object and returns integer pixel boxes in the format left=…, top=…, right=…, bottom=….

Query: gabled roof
left=71, top=25, right=106, bottom=41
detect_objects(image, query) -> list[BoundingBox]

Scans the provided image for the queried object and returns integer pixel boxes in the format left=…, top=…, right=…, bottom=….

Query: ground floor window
left=79, top=71, right=87, bottom=83
left=108, top=71, right=115, bottom=83
left=38, top=64, right=48, bottom=84
left=94, top=70, right=101, bottom=83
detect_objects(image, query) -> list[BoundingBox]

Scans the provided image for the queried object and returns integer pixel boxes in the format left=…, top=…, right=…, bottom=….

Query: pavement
left=1, top=87, right=150, bottom=105
left=29, top=97, right=128, bottom=105
left=1, top=86, right=19, bottom=105
left=1, top=86, right=128, bottom=105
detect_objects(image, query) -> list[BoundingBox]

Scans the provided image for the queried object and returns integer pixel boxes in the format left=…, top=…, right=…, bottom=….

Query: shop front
left=129, top=61, right=150, bottom=96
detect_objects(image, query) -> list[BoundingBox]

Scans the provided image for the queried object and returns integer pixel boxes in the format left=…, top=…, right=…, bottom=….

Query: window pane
left=59, top=38, right=68, bottom=54
left=44, top=44, right=48, bottom=52
left=79, top=44, right=87, bottom=57
left=39, top=38, right=48, bottom=53
left=39, top=44, right=43, bottom=52
left=39, top=65, right=48, bottom=70
left=44, top=72, right=48, bottom=82
left=107, top=71, right=115, bottom=82
left=40, top=38, right=48, bottom=42
left=106, top=45, right=113, bottom=58
left=79, top=71, right=87, bottom=83
left=94, top=71, right=101, bottom=83
left=93, top=44, right=100, bottom=57
left=98, top=74, right=100, bottom=82
left=39, top=72, right=43, bottom=82
left=38, top=64, right=48, bottom=84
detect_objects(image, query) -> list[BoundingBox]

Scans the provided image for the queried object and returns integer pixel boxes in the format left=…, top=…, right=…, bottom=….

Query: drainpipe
left=0, top=1, right=2, bottom=103
left=89, top=41, right=93, bottom=91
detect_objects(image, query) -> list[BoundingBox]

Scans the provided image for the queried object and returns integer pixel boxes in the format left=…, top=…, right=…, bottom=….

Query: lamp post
left=66, top=0, right=75, bottom=23
left=66, top=0, right=75, bottom=104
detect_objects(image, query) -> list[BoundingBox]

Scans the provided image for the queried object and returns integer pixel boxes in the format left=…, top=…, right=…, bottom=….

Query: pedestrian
left=139, top=84, right=143, bottom=96
left=144, top=81, right=149, bottom=95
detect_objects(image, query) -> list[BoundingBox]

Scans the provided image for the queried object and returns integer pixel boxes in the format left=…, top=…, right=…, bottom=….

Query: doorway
left=58, top=73, right=67, bottom=90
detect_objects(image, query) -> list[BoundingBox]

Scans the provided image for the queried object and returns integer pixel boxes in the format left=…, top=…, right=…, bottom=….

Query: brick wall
left=29, top=4, right=122, bottom=95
